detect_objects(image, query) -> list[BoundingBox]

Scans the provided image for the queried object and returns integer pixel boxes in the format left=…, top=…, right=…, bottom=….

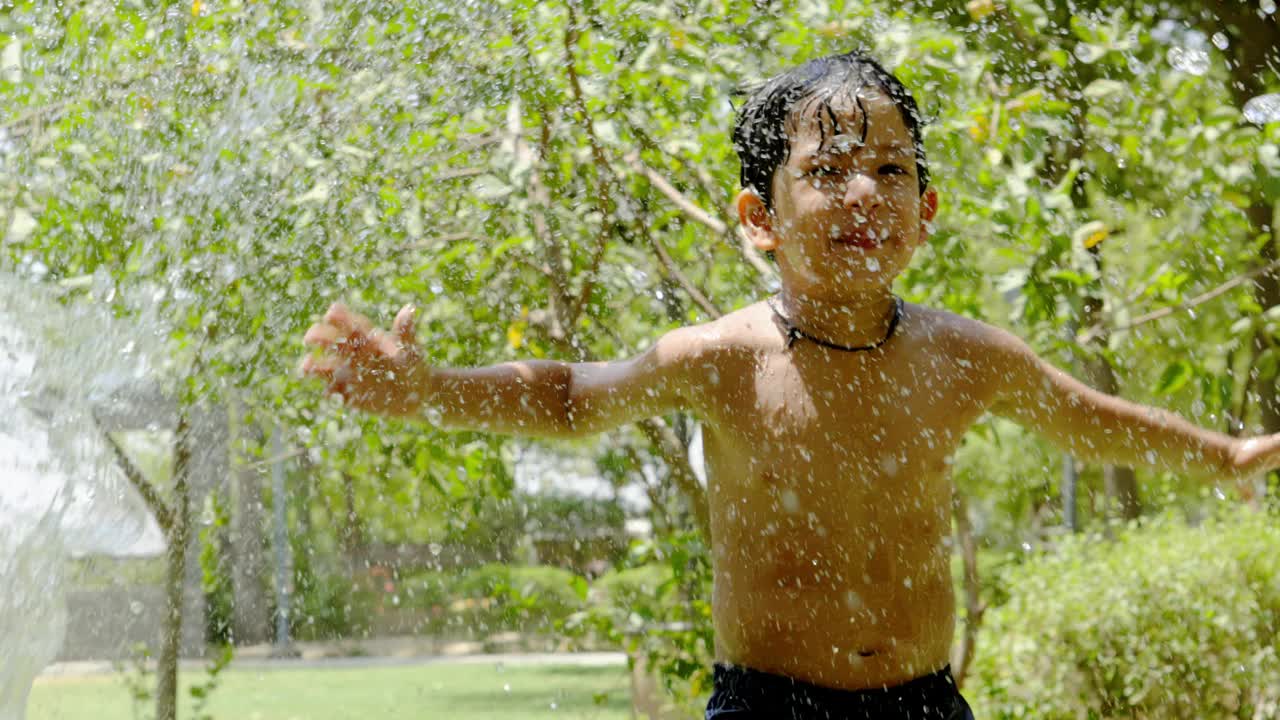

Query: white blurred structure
left=0, top=273, right=165, bottom=720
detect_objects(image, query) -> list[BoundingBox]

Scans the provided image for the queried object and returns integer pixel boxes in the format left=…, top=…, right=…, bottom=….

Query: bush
left=967, top=508, right=1280, bottom=719
left=592, top=564, right=673, bottom=609
left=400, top=569, right=455, bottom=611
left=292, top=571, right=375, bottom=641
left=449, top=564, right=587, bottom=635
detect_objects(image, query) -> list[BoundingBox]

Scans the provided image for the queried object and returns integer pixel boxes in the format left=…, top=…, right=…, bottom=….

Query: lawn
left=28, top=661, right=633, bottom=720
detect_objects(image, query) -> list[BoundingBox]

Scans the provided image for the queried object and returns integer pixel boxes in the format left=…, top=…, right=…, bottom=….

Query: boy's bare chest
left=704, top=341, right=990, bottom=475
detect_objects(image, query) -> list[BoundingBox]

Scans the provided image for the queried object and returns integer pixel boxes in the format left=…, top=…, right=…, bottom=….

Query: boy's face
left=737, top=87, right=939, bottom=300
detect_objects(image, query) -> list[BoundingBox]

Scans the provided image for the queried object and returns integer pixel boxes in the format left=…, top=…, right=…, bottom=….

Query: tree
left=5, top=0, right=1275, bottom=713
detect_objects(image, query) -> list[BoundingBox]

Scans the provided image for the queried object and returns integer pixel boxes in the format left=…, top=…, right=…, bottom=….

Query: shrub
left=967, top=508, right=1280, bottom=719
left=400, top=569, right=455, bottom=611
left=292, top=572, right=374, bottom=641
left=592, top=564, right=673, bottom=609
left=452, top=564, right=587, bottom=634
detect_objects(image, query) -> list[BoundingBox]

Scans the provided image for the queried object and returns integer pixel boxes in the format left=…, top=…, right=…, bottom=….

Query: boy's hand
left=1230, top=435, right=1280, bottom=500
left=300, top=303, right=429, bottom=417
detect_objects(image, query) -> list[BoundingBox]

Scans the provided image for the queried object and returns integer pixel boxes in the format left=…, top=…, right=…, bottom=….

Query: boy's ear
left=736, top=189, right=778, bottom=252
left=917, top=188, right=939, bottom=245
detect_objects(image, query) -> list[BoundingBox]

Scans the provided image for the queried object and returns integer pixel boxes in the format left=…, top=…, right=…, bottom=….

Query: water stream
left=0, top=274, right=162, bottom=719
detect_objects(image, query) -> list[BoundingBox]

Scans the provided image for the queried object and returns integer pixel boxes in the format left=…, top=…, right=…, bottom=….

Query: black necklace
left=767, top=295, right=904, bottom=352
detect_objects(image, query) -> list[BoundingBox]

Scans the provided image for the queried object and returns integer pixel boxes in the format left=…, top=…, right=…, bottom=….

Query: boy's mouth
left=831, top=230, right=883, bottom=249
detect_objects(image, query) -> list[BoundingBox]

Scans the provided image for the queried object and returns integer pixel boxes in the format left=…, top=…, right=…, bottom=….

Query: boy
left=301, top=51, right=1279, bottom=719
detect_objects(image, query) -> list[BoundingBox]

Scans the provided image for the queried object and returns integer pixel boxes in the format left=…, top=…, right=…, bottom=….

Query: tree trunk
left=156, top=414, right=193, bottom=720
left=1080, top=262, right=1142, bottom=520
left=950, top=489, right=985, bottom=687
left=1211, top=8, right=1280, bottom=496
left=230, top=408, right=270, bottom=645
left=1247, top=203, right=1280, bottom=434
left=341, top=471, right=367, bottom=576
left=156, top=520, right=187, bottom=720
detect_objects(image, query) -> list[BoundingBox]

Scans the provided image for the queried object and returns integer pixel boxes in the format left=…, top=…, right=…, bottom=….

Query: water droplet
left=879, top=455, right=899, bottom=476
left=780, top=488, right=800, bottom=514
left=1244, top=94, right=1280, bottom=124
left=429, top=280, right=444, bottom=294
left=1211, top=32, right=1229, bottom=50
left=1263, top=0, right=1276, bottom=15
left=864, top=257, right=880, bottom=272
left=1167, top=47, right=1209, bottom=76
left=1073, top=43, right=1106, bottom=64
left=130, top=600, right=144, bottom=615
left=503, top=683, right=511, bottom=692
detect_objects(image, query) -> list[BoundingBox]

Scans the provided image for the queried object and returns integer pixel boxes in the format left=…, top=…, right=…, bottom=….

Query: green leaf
left=570, top=575, right=589, bottom=601
left=1155, top=360, right=1193, bottom=395
left=1084, top=79, right=1126, bottom=101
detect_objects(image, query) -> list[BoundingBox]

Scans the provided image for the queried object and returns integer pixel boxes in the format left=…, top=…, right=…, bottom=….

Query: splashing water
left=1243, top=94, right=1280, bottom=124
left=0, top=274, right=162, bottom=720
left=1167, top=46, right=1210, bottom=76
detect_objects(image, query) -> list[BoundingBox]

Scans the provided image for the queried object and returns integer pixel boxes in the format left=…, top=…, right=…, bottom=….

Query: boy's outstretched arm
left=300, top=303, right=705, bottom=439
left=983, top=325, right=1280, bottom=484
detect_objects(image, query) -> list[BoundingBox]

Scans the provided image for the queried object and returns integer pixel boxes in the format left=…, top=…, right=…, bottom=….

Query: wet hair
left=732, top=50, right=930, bottom=210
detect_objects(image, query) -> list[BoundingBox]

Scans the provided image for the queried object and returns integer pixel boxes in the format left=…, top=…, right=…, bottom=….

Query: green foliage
left=7, top=0, right=1280, bottom=710
left=198, top=493, right=234, bottom=645
left=592, top=564, right=674, bottom=610
left=967, top=508, right=1280, bottom=719
left=291, top=569, right=375, bottom=642
left=187, top=644, right=234, bottom=720
left=452, top=563, right=588, bottom=635
left=395, top=564, right=591, bottom=636
left=566, top=532, right=713, bottom=711
left=112, top=642, right=233, bottom=720
left=114, top=643, right=154, bottom=720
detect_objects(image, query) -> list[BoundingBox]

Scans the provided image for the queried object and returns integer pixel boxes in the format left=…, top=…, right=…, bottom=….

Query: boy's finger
left=299, top=354, right=343, bottom=381
left=324, top=302, right=375, bottom=336
left=303, top=323, right=342, bottom=348
left=392, top=304, right=417, bottom=347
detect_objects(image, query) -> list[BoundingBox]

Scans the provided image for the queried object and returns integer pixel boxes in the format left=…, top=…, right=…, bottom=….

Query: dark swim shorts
left=705, top=663, right=975, bottom=719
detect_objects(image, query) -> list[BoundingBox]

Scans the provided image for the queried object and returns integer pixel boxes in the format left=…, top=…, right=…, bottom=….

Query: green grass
left=28, top=662, right=632, bottom=720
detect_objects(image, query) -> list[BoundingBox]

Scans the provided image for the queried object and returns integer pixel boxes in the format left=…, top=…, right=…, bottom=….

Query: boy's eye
left=879, top=164, right=908, bottom=176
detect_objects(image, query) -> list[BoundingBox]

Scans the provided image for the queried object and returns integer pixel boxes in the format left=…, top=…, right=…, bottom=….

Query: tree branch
left=527, top=102, right=572, bottom=342
left=437, top=167, right=487, bottom=181
left=561, top=2, right=614, bottom=332
left=624, top=152, right=778, bottom=285
left=0, top=99, right=77, bottom=134
left=626, top=153, right=727, bottom=234
left=403, top=231, right=481, bottom=251
left=950, top=489, right=985, bottom=688
left=637, top=417, right=711, bottom=541
left=94, top=414, right=175, bottom=535
left=1078, top=256, right=1280, bottom=345
left=639, top=221, right=724, bottom=319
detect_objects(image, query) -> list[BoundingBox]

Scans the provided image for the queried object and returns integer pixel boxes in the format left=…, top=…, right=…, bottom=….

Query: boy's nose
left=842, top=173, right=880, bottom=212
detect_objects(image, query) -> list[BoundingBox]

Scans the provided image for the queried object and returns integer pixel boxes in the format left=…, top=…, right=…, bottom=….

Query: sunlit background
left=3, top=1, right=1279, bottom=718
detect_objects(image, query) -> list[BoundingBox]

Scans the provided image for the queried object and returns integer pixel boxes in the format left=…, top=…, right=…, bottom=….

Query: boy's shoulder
left=905, top=303, right=1033, bottom=370
left=655, top=299, right=1024, bottom=366
left=656, top=299, right=783, bottom=357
